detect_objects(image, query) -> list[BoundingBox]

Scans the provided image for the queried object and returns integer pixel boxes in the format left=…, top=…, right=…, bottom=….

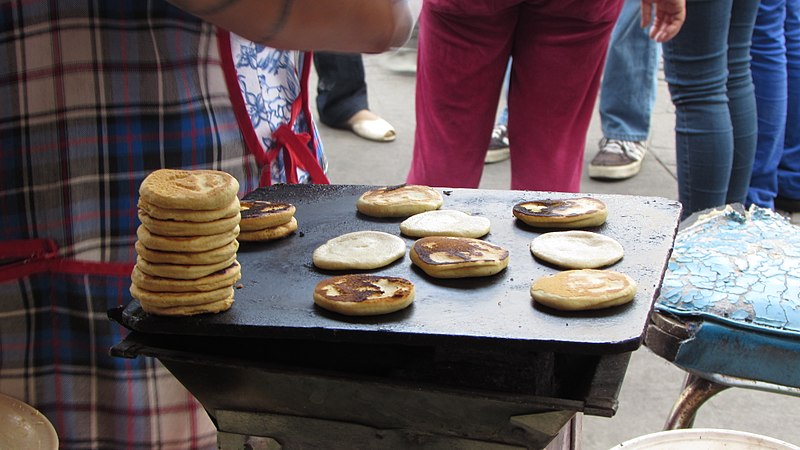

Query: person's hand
left=641, top=0, right=686, bottom=43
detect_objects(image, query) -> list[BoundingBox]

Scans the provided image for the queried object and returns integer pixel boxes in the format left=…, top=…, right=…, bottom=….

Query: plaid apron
left=0, top=0, right=325, bottom=448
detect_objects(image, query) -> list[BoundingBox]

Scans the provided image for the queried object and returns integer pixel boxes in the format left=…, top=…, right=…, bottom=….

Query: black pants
left=313, top=52, right=369, bottom=128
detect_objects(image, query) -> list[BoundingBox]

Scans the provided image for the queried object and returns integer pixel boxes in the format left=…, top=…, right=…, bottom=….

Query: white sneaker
left=588, top=138, right=647, bottom=180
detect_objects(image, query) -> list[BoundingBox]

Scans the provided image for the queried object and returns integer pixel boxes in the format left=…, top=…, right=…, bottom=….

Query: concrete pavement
left=308, top=53, right=800, bottom=450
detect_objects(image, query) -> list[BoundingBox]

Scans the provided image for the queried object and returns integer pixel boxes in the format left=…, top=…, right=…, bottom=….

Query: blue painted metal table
left=646, top=204, right=800, bottom=428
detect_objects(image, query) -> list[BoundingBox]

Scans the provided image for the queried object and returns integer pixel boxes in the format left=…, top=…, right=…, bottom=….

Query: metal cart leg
left=664, top=373, right=729, bottom=430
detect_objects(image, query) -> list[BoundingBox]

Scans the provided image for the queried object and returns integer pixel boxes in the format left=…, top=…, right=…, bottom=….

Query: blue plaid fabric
left=0, top=0, right=262, bottom=259
left=0, top=266, right=216, bottom=449
left=0, top=0, right=312, bottom=448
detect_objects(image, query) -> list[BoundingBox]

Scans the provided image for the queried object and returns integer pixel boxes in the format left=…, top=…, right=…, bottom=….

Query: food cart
left=111, top=184, right=681, bottom=449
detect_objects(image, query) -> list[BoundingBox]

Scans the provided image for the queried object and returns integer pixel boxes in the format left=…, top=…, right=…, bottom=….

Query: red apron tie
left=0, top=239, right=134, bottom=283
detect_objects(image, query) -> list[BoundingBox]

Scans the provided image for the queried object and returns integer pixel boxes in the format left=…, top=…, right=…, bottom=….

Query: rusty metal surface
left=119, top=184, right=681, bottom=354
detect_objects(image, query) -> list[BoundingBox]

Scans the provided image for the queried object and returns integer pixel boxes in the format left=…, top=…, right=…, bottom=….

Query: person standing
left=589, top=0, right=661, bottom=181
left=747, top=0, right=800, bottom=213
left=406, top=0, right=684, bottom=192
left=662, top=0, right=760, bottom=219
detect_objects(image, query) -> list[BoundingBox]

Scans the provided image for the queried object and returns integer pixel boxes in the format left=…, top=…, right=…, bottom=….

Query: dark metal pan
left=116, top=184, right=680, bottom=355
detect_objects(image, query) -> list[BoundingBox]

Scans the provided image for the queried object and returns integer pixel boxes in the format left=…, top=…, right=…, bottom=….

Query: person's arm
left=641, top=0, right=686, bottom=43
left=167, top=0, right=413, bottom=52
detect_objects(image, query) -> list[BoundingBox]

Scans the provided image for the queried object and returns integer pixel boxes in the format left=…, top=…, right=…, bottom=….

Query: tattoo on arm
left=168, top=0, right=293, bottom=43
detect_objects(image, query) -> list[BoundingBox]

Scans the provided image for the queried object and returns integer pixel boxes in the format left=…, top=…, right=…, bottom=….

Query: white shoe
left=351, top=117, right=396, bottom=142
left=588, top=138, right=647, bottom=180
left=347, top=110, right=396, bottom=142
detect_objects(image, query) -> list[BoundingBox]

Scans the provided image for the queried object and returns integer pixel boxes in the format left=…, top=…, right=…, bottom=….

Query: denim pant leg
left=313, top=52, right=369, bottom=128
left=747, top=0, right=790, bottom=208
left=598, top=0, right=660, bottom=142
left=726, top=0, right=760, bottom=205
left=778, top=0, right=800, bottom=200
left=663, top=0, right=758, bottom=218
left=496, top=60, right=512, bottom=126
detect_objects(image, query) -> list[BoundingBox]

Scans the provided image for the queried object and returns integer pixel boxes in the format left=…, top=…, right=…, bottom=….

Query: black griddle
left=117, top=184, right=681, bottom=354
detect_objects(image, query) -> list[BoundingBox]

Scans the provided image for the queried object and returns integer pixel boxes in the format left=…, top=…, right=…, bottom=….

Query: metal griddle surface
left=119, top=184, right=681, bottom=354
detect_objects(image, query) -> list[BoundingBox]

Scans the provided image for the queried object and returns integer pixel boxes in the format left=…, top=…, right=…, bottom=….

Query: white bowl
left=609, top=428, right=799, bottom=450
left=0, top=393, right=58, bottom=450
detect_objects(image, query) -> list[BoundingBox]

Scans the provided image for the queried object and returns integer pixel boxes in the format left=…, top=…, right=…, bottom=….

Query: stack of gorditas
left=130, top=169, right=241, bottom=316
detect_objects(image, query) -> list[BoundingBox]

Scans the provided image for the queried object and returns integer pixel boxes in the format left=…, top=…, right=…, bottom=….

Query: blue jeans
left=599, top=0, right=661, bottom=142
left=663, top=0, right=760, bottom=219
left=747, top=0, right=800, bottom=207
left=313, top=52, right=368, bottom=128
left=496, top=60, right=512, bottom=126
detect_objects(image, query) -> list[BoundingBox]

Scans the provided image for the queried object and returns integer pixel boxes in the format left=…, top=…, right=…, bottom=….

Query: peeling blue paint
left=656, top=205, right=800, bottom=337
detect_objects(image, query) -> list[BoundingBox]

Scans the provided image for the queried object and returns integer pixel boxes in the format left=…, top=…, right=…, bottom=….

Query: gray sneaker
left=485, top=124, right=510, bottom=164
left=588, top=138, right=647, bottom=180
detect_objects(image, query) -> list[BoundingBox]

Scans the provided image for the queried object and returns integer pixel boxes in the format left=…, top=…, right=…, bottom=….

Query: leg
left=725, top=0, right=760, bottom=205
left=497, top=60, right=512, bottom=127
left=313, top=52, right=396, bottom=142
left=407, top=2, right=513, bottom=188
left=747, top=0, right=789, bottom=209
left=508, top=0, right=622, bottom=191
left=777, top=0, right=800, bottom=207
left=663, top=0, right=735, bottom=219
left=313, top=52, right=369, bottom=128
left=486, top=59, right=513, bottom=165
left=599, top=0, right=661, bottom=142
left=589, top=0, right=660, bottom=180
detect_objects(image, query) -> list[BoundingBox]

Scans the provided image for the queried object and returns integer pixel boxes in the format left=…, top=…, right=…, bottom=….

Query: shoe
left=588, top=138, right=647, bottom=180
left=347, top=110, right=396, bottom=142
left=485, top=124, right=510, bottom=164
left=775, top=195, right=800, bottom=213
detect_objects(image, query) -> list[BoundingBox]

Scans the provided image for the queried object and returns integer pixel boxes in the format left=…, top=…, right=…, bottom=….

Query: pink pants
left=406, top=0, right=623, bottom=191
